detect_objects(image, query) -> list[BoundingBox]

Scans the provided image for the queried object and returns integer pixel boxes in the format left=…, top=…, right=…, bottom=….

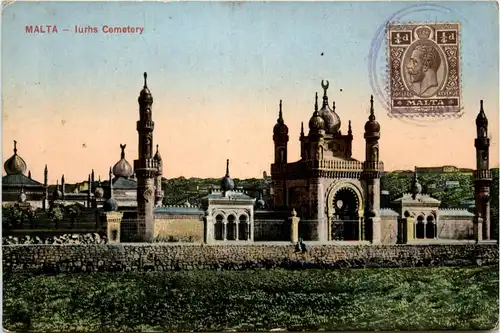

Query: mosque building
left=270, top=81, right=383, bottom=243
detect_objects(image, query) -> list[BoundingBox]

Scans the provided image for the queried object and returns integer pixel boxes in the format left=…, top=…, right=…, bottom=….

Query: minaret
left=134, top=72, right=157, bottom=242
left=363, top=95, right=382, bottom=243
left=271, top=100, right=289, bottom=209
left=61, top=174, right=66, bottom=200
left=300, top=121, right=305, bottom=160
left=346, top=120, right=353, bottom=157
left=273, top=100, right=289, bottom=164
left=43, top=164, right=48, bottom=210
left=87, top=174, right=92, bottom=207
left=154, top=144, right=164, bottom=207
left=474, top=100, right=492, bottom=242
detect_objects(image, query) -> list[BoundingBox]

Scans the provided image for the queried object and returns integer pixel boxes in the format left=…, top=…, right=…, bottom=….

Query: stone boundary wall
left=2, top=243, right=498, bottom=274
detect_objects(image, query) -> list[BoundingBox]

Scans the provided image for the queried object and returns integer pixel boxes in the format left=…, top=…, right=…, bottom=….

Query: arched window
left=227, top=215, right=236, bottom=240
left=239, top=215, right=248, bottom=240
left=426, top=215, right=436, bottom=239
left=416, top=215, right=425, bottom=239
left=214, top=214, right=224, bottom=241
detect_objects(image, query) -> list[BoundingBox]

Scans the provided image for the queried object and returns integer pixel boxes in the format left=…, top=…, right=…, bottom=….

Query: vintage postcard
left=2, top=1, right=499, bottom=332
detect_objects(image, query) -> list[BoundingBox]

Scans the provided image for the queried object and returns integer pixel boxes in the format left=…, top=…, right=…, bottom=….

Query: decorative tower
left=362, top=95, right=382, bottom=243
left=307, top=92, right=326, bottom=160
left=43, top=164, right=48, bottom=210
left=271, top=100, right=289, bottom=208
left=221, top=159, right=235, bottom=197
left=87, top=174, right=92, bottom=208
left=154, top=144, right=164, bottom=207
left=61, top=174, right=66, bottom=200
left=273, top=100, right=289, bottom=164
left=474, top=100, right=492, bottom=242
left=134, top=72, right=157, bottom=242
left=411, top=167, right=422, bottom=200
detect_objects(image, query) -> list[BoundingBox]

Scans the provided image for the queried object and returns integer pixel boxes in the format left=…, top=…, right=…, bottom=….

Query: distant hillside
left=161, top=177, right=266, bottom=206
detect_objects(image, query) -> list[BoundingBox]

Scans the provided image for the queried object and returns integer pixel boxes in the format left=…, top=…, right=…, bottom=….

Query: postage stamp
left=388, top=23, right=461, bottom=116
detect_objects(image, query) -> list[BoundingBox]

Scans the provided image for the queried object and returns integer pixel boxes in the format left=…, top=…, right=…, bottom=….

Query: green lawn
left=3, top=265, right=499, bottom=332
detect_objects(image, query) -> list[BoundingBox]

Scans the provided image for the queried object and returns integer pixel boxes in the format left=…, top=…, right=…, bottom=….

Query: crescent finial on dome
left=321, top=80, right=329, bottom=107
left=13, top=140, right=17, bottom=155
left=120, top=144, right=126, bottom=159
left=314, top=92, right=319, bottom=112
left=321, top=79, right=329, bottom=91
left=143, top=72, right=148, bottom=88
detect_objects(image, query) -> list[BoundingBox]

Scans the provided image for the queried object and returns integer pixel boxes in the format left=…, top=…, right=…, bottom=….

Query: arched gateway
left=327, top=183, right=364, bottom=241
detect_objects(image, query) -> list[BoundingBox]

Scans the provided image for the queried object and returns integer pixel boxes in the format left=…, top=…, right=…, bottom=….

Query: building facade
left=270, top=81, right=383, bottom=243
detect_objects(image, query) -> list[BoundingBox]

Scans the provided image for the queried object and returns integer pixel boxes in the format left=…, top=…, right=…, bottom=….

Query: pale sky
left=2, top=1, right=499, bottom=184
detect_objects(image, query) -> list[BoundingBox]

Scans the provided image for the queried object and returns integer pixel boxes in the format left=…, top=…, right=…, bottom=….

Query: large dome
left=318, top=80, right=341, bottom=134
left=113, top=144, right=134, bottom=178
left=319, top=102, right=341, bottom=134
left=4, top=141, right=27, bottom=175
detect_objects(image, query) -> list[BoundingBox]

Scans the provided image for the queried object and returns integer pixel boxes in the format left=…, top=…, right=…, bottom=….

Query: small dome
left=364, top=119, right=380, bottom=133
left=103, top=197, right=119, bottom=212
left=113, top=144, right=134, bottom=178
left=256, top=194, right=266, bottom=209
left=18, top=189, right=27, bottom=203
left=53, top=186, right=62, bottom=200
left=309, top=111, right=325, bottom=131
left=256, top=198, right=265, bottom=209
left=273, top=100, right=289, bottom=137
left=220, top=159, right=235, bottom=192
left=153, top=144, right=162, bottom=161
left=4, top=141, right=27, bottom=175
left=138, top=72, right=153, bottom=104
left=273, top=122, right=289, bottom=136
left=476, top=100, right=488, bottom=126
left=94, top=187, right=104, bottom=198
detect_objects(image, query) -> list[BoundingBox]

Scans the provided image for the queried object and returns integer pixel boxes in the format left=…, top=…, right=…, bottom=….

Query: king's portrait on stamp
left=388, top=23, right=460, bottom=116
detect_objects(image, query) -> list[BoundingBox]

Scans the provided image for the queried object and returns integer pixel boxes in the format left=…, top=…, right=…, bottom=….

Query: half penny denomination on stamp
left=388, top=23, right=461, bottom=117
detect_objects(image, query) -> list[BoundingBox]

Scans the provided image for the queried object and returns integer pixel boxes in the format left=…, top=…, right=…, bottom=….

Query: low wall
left=153, top=218, right=203, bottom=242
left=2, top=243, right=498, bottom=274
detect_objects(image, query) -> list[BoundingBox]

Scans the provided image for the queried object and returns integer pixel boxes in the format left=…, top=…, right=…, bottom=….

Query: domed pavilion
left=2, top=140, right=46, bottom=207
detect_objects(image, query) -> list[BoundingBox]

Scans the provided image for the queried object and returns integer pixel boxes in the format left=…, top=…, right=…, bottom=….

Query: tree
left=47, top=204, right=64, bottom=229
left=65, top=204, right=82, bottom=229
left=2, top=204, right=37, bottom=229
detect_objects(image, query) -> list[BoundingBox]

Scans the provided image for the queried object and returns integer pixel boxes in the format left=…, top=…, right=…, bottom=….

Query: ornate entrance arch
left=326, top=181, right=364, bottom=241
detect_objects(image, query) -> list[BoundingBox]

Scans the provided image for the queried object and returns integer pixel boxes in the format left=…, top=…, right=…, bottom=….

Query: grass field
left=3, top=265, right=499, bottom=332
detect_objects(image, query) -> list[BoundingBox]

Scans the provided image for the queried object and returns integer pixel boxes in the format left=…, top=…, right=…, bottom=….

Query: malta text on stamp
left=388, top=23, right=461, bottom=116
